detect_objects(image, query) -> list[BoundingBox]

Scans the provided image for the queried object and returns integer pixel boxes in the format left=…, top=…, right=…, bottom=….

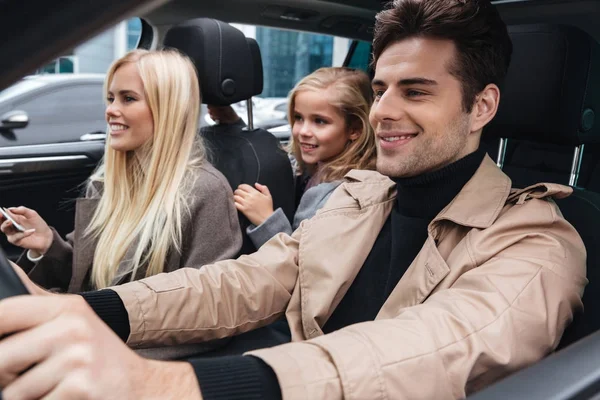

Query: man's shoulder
left=495, top=182, right=573, bottom=225
left=506, top=182, right=573, bottom=205
left=472, top=182, right=586, bottom=283
left=478, top=182, right=581, bottom=253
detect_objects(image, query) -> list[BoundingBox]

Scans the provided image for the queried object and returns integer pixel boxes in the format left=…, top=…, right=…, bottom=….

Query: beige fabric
left=113, top=155, right=587, bottom=399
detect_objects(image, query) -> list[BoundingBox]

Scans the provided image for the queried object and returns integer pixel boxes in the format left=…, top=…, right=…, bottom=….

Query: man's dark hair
left=372, top=0, right=513, bottom=112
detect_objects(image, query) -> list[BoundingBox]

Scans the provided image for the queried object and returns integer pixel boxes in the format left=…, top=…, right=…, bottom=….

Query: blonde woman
left=0, top=49, right=242, bottom=292
left=234, top=67, right=377, bottom=248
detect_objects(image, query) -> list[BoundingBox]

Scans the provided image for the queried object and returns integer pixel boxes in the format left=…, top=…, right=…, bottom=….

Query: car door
left=0, top=81, right=106, bottom=260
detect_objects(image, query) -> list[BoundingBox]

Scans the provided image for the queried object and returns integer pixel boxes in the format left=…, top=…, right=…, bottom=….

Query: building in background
left=37, top=19, right=350, bottom=102
left=36, top=18, right=142, bottom=75
left=233, top=24, right=349, bottom=98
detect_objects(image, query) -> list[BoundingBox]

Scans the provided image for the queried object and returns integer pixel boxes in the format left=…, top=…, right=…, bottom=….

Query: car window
left=346, top=40, right=372, bottom=73
left=205, top=24, right=352, bottom=129
left=0, top=80, right=48, bottom=103
left=1, top=83, right=106, bottom=147
left=0, top=18, right=143, bottom=148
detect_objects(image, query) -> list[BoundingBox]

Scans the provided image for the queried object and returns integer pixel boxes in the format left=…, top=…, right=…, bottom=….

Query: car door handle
left=0, top=155, right=92, bottom=174
left=80, top=132, right=106, bottom=141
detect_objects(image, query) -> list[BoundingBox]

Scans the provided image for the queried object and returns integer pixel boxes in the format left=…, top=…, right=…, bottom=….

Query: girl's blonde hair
left=288, top=67, right=377, bottom=183
left=87, top=49, right=204, bottom=289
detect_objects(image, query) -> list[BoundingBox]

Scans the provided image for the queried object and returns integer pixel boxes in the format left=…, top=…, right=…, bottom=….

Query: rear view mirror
left=0, top=110, right=29, bottom=130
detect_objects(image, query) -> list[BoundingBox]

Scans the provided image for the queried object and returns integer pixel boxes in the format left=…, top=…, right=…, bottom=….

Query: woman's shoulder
left=84, top=179, right=104, bottom=199
left=187, top=161, right=233, bottom=198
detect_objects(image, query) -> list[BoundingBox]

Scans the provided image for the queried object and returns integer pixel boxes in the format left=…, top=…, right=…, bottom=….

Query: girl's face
left=291, top=88, right=359, bottom=166
left=105, top=63, right=154, bottom=152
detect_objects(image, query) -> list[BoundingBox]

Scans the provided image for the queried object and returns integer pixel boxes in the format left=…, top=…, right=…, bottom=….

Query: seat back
left=163, top=19, right=295, bottom=255
left=485, top=24, right=600, bottom=348
left=485, top=24, right=600, bottom=188
left=555, top=190, right=600, bottom=349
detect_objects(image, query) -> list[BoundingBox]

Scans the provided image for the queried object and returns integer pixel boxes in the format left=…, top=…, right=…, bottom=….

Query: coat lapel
left=296, top=171, right=396, bottom=339
left=377, top=155, right=513, bottom=317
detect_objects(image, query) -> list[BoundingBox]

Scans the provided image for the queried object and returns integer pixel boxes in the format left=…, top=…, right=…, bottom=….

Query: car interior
left=2, top=0, right=600, bottom=398
left=484, top=23, right=600, bottom=353
left=162, top=17, right=297, bottom=255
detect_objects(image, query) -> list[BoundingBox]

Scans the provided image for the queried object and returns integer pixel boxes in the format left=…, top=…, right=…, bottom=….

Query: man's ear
left=470, top=83, right=500, bottom=133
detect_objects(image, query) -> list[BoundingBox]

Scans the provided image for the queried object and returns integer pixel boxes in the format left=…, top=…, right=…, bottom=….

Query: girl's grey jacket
left=246, top=180, right=342, bottom=249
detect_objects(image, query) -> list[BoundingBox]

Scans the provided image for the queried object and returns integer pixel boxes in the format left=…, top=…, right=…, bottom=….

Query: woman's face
left=291, top=88, right=359, bottom=166
left=105, top=63, right=154, bottom=152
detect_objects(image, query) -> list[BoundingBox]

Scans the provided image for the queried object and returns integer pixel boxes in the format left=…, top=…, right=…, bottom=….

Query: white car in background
left=204, top=97, right=288, bottom=129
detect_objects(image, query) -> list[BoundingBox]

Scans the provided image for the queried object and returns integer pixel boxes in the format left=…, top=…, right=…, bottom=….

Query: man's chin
left=376, top=162, right=412, bottom=178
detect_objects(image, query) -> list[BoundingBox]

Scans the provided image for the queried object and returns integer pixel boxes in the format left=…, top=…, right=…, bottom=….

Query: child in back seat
left=234, top=67, right=377, bottom=248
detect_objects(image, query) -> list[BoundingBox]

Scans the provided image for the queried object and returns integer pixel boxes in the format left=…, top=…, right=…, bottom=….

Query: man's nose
left=370, top=89, right=405, bottom=124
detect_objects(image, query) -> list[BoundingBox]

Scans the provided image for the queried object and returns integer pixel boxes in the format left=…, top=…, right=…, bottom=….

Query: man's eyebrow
left=371, top=77, right=438, bottom=86
left=399, top=77, right=438, bottom=86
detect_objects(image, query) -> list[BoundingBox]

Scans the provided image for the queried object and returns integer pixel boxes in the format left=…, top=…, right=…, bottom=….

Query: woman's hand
left=234, top=183, right=274, bottom=226
left=0, top=207, right=53, bottom=256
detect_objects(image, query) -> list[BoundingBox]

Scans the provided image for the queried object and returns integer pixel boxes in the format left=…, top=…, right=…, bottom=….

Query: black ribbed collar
left=393, top=148, right=486, bottom=219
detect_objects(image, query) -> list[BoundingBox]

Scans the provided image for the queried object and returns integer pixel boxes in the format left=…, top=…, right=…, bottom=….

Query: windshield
left=0, top=79, right=47, bottom=103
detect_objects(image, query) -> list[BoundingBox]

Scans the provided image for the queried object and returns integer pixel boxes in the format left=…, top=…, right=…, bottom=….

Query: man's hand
left=8, top=260, right=49, bottom=296
left=207, top=105, right=241, bottom=125
left=0, top=294, right=203, bottom=400
left=234, top=183, right=275, bottom=226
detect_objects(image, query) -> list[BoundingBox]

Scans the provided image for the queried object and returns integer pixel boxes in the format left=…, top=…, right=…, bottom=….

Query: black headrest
left=246, top=37, right=264, bottom=102
left=163, top=18, right=263, bottom=105
left=485, top=24, right=600, bottom=146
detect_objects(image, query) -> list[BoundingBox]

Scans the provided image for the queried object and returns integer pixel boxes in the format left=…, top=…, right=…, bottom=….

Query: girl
left=234, top=67, right=377, bottom=248
left=0, top=49, right=242, bottom=292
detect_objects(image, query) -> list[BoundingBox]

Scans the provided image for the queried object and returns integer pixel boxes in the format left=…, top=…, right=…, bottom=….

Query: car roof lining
left=142, top=0, right=600, bottom=44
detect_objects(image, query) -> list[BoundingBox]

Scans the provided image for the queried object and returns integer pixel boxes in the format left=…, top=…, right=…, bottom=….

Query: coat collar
left=433, top=155, right=512, bottom=229
left=344, top=154, right=512, bottom=229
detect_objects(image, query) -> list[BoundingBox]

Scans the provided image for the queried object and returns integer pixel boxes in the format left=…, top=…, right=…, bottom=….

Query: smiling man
left=0, top=0, right=587, bottom=399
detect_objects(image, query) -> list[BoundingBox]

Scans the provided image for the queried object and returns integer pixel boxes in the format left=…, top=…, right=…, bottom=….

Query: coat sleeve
left=250, top=198, right=587, bottom=400
left=112, top=228, right=301, bottom=348
left=16, top=182, right=98, bottom=292
left=246, top=208, right=293, bottom=249
left=179, top=167, right=243, bottom=267
left=17, top=228, right=74, bottom=292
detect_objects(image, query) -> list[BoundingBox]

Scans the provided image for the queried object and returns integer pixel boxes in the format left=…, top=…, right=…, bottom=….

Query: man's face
left=370, top=37, right=480, bottom=178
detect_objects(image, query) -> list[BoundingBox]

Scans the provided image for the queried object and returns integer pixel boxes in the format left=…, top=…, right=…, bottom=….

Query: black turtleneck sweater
left=324, top=149, right=485, bottom=333
left=81, top=149, right=486, bottom=400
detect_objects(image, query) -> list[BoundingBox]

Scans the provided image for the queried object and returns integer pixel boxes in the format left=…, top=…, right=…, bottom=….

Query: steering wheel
left=0, top=246, right=29, bottom=299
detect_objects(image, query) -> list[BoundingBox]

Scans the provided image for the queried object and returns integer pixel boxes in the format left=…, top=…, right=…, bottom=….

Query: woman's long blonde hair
left=288, top=67, right=377, bottom=183
left=87, top=49, right=204, bottom=289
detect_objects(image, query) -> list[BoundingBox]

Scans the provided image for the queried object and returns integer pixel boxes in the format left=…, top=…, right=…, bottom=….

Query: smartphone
left=0, top=207, right=26, bottom=232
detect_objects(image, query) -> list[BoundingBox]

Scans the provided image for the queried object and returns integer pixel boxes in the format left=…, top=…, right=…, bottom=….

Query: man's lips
left=378, top=132, right=418, bottom=149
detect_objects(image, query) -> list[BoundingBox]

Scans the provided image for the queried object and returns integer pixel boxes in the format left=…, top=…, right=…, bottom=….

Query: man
left=205, top=104, right=243, bottom=126
left=0, top=0, right=587, bottom=399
